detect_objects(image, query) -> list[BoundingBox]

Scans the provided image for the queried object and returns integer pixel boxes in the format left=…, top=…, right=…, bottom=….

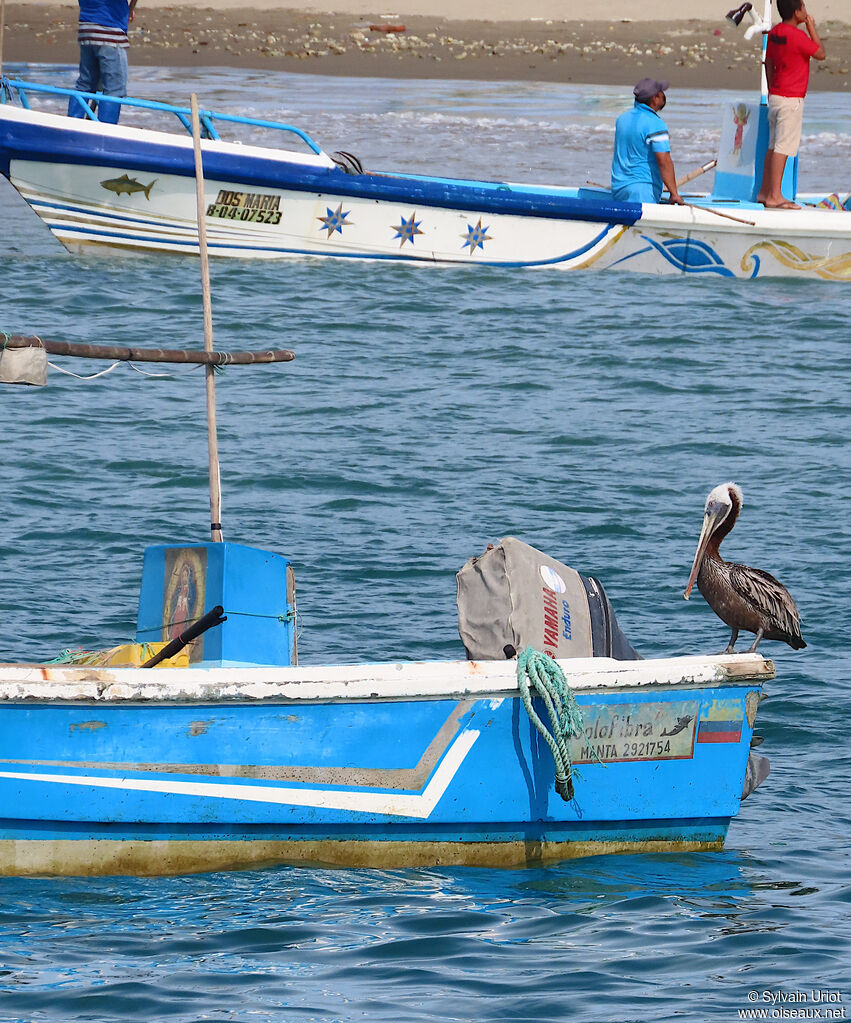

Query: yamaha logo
left=539, top=565, right=566, bottom=593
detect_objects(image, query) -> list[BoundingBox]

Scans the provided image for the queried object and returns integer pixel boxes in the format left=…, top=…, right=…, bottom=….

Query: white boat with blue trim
left=0, top=76, right=848, bottom=280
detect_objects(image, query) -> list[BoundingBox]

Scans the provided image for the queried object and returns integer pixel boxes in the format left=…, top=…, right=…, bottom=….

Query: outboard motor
left=456, top=536, right=640, bottom=661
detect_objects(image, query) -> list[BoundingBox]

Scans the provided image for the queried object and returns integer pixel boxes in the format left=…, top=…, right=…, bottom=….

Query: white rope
left=127, top=362, right=193, bottom=379
left=47, top=361, right=203, bottom=381
left=48, top=360, right=122, bottom=380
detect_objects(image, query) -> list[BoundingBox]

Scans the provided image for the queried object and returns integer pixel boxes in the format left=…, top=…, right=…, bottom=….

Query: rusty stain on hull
left=0, top=837, right=724, bottom=877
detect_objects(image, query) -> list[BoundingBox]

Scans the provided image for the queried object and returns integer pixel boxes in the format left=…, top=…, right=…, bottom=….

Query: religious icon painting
left=162, top=547, right=207, bottom=661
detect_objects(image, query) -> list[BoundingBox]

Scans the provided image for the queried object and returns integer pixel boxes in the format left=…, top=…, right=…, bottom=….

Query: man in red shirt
left=756, top=0, right=825, bottom=209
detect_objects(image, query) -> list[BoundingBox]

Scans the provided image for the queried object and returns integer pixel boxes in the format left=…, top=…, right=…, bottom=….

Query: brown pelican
left=683, top=483, right=805, bottom=653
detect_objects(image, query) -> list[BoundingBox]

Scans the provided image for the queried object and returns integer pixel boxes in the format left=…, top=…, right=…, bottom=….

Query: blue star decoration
left=461, top=218, right=492, bottom=253
left=392, top=212, right=424, bottom=247
left=318, top=203, right=353, bottom=237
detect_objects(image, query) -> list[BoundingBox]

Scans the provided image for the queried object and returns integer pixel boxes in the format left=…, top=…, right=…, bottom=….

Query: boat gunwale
left=0, top=99, right=642, bottom=225
left=0, top=653, right=774, bottom=704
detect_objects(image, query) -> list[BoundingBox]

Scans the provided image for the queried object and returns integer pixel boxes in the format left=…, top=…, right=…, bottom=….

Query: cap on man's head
left=634, top=77, right=670, bottom=101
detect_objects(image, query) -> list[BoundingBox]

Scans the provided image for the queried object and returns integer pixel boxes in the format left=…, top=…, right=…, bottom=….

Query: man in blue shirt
left=68, top=0, right=138, bottom=124
left=611, top=78, right=684, bottom=205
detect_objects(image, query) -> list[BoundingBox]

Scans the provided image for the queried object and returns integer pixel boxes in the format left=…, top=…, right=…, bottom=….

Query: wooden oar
left=3, top=335, right=295, bottom=364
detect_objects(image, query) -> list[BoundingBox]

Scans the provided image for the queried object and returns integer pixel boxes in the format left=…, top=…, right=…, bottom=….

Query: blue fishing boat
left=0, top=490, right=772, bottom=874
left=0, top=581, right=772, bottom=875
left=0, top=71, right=848, bottom=279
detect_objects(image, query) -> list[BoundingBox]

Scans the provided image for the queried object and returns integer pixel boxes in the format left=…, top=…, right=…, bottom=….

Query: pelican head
left=683, top=482, right=743, bottom=599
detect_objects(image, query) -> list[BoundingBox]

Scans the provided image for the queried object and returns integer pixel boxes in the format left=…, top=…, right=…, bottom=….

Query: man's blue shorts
left=612, top=182, right=660, bottom=204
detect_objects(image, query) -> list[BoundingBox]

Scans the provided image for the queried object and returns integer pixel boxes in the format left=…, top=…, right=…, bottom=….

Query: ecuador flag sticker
left=696, top=698, right=744, bottom=744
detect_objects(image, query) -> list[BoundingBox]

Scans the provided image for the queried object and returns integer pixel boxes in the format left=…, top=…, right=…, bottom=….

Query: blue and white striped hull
left=0, top=654, right=771, bottom=875
left=9, top=158, right=631, bottom=268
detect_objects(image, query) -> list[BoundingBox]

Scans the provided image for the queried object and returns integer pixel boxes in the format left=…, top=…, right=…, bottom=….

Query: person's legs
left=757, top=96, right=802, bottom=208
left=67, top=45, right=99, bottom=118
left=758, top=150, right=796, bottom=207
left=96, top=46, right=128, bottom=124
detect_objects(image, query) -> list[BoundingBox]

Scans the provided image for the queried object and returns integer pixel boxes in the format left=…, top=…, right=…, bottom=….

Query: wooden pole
left=0, top=0, right=7, bottom=79
left=3, top=335, right=295, bottom=364
left=685, top=203, right=756, bottom=227
left=676, top=160, right=717, bottom=188
left=586, top=160, right=719, bottom=193
left=190, top=93, right=223, bottom=544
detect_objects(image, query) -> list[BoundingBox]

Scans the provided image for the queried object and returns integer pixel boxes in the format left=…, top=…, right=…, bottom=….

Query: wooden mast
left=190, top=93, right=223, bottom=544
left=0, top=0, right=7, bottom=79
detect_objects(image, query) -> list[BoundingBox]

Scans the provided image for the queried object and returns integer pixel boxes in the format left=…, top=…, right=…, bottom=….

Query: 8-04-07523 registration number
left=206, top=189, right=283, bottom=224
left=206, top=204, right=282, bottom=224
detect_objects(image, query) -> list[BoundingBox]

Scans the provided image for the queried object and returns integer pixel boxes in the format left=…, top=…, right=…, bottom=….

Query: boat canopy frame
left=0, top=77, right=323, bottom=155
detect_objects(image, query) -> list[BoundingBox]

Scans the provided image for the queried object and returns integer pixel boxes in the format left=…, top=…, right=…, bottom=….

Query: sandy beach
left=4, top=1, right=850, bottom=90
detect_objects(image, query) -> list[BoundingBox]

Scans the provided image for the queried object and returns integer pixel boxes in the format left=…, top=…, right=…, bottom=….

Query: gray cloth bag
left=0, top=345, right=47, bottom=386
left=456, top=536, right=593, bottom=661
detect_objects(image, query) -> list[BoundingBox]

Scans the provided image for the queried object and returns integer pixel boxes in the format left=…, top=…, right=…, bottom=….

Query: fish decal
left=661, top=715, right=694, bottom=737
left=100, top=174, right=157, bottom=200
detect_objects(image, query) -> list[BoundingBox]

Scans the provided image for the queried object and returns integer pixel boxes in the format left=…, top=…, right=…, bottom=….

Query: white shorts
left=768, top=95, right=804, bottom=157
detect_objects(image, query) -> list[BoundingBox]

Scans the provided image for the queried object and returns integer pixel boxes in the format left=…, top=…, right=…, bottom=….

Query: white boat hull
left=2, top=104, right=849, bottom=279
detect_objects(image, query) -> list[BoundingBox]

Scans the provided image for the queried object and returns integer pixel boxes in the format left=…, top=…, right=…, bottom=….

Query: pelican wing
left=727, top=561, right=803, bottom=639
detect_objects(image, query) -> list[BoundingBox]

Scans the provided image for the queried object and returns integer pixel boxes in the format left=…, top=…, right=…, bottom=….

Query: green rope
left=43, top=642, right=160, bottom=666
left=517, top=647, right=588, bottom=802
left=44, top=648, right=86, bottom=665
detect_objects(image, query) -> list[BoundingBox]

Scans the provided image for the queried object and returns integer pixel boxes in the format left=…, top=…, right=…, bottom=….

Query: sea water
left=0, top=66, right=849, bottom=1023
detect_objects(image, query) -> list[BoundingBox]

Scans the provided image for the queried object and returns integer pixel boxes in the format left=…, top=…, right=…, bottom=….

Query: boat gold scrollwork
left=742, top=240, right=851, bottom=281
left=572, top=225, right=628, bottom=270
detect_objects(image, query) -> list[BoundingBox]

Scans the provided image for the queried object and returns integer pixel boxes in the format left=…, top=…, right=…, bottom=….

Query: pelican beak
left=683, top=505, right=725, bottom=599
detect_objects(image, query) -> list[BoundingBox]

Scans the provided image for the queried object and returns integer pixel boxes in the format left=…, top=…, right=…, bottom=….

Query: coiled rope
left=517, top=647, right=588, bottom=802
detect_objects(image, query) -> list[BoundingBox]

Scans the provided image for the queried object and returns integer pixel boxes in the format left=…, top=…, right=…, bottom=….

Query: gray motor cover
left=457, top=536, right=595, bottom=660
left=457, top=536, right=640, bottom=661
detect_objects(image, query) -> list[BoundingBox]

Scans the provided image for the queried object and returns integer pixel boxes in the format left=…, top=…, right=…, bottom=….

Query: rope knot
left=516, top=647, right=589, bottom=802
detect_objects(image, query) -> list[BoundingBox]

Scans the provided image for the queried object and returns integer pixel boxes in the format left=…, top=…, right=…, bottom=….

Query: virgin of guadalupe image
left=162, top=548, right=207, bottom=648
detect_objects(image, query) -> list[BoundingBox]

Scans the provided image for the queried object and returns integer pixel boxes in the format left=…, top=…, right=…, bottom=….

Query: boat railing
left=0, top=77, right=323, bottom=155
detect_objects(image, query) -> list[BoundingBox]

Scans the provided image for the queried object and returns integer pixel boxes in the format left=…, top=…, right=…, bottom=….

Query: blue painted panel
left=0, top=685, right=758, bottom=837
left=714, top=103, right=798, bottom=202
left=136, top=542, right=295, bottom=666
